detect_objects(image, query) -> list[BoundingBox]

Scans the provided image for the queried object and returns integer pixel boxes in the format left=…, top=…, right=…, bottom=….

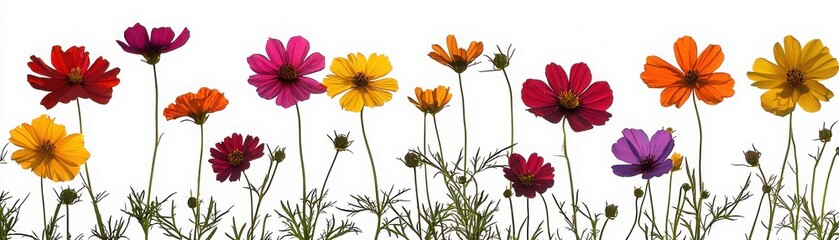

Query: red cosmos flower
left=521, top=63, right=613, bottom=132
left=503, top=153, right=555, bottom=198
left=27, top=46, right=121, bottom=109
left=209, top=133, right=265, bottom=182
left=116, top=23, right=190, bottom=65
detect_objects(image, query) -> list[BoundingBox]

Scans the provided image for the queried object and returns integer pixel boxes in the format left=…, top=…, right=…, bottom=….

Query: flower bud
left=458, top=176, right=467, bottom=184
left=671, top=153, right=683, bottom=172
left=330, top=132, right=353, bottom=152
left=272, top=147, right=286, bottom=162
left=665, top=127, right=675, bottom=134
left=701, top=190, right=710, bottom=199
left=605, top=204, right=618, bottom=220
left=762, top=184, right=772, bottom=194
left=188, top=197, right=198, bottom=209
left=744, top=146, right=761, bottom=167
left=681, top=183, right=692, bottom=192
left=491, top=53, right=510, bottom=70
left=404, top=152, right=420, bottom=168
left=819, top=126, right=833, bottom=143
left=59, top=188, right=78, bottom=205
left=634, top=187, right=644, bottom=198
left=503, top=189, right=513, bottom=198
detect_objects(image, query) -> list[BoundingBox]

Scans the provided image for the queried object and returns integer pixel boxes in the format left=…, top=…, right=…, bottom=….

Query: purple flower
left=116, top=23, right=190, bottom=65
left=611, top=128, right=674, bottom=179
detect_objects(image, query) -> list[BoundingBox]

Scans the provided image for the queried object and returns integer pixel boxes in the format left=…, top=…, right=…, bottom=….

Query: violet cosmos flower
left=247, top=36, right=327, bottom=108
left=116, top=23, right=190, bottom=65
left=611, top=128, right=675, bottom=179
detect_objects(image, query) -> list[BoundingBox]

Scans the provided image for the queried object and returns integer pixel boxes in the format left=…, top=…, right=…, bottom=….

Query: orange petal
left=641, top=56, right=684, bottom=88
left=661, top=86, right=692, bottom=108
left=673, top=36, right=697, bottom=73
left=695, top=44, right=724, bottom=75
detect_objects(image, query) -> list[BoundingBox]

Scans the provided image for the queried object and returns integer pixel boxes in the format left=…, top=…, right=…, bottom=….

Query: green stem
left=766, top=113, right=794, bottom=240
left=625, top=192, right=643, bottom=240
left=690, top=94, right=703, bottom=240
left=501, top=69, right=514, bottom=153
left=244, top=172, right=256, bottom=239
left=665, top=172, right=673, bottom=240
left=146, top=64, right=161, bottom=205
left=810, top=141, right=828, bottom=217
left=599, top=219, right=610, bottom=240
left=413, top=168, right=422, bottom=240
left=65, top=204, right=69, bottom=240
left=360, top=108, right=382, bottom=240
left=41, top=178, right=46, bottom=235
left=295, top=105, right=308, bottom=219
left=822, top=152, right=838, bottom=217
left=508, top=197, right=516, bottom=238
left=75, top=100, right=106, bottom=236
left=456, top=73, right=468, bottom=195
left=320, top=151, right=340, bottom=194
left=432, top=115, right=446, bottom=166
left=791, top=116, right=801, bottom=240
left=526, top=198, right=530, bottom=240
left=423, top=114, right=432, bottom=211
left=672, top=189, right=685, bottom=239
left=747, top=192, right=766, bottom=240
left=540, top=194, right=551, bottom=239
left=194, top=124, right=205, bottom=239
left=647, top=180, right=660, bottom=237
left=561, top=119, right=581, bottom=240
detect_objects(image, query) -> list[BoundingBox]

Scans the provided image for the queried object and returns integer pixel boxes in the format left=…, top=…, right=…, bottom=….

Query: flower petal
left=673, top=36, right=697, bottom=73
left=568, top=63, right=592, bottom=94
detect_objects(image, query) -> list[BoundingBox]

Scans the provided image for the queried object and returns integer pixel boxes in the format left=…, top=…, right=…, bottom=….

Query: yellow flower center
left=352, top=73, right=369, bottom=87
left=684, top=70, right=699, bottom=86
left=68, top=68, right=84, bottom=84
left=786, top=68, right=804, bottom=87
left=518, top=174, right=535, bottom=186
left=277, top=64, right=298, bottom=82
left=40, top=140, right=56, bottom=154
left=228, top=150, right=245, bottom=166
left=558, top=91, right=580, bottom=110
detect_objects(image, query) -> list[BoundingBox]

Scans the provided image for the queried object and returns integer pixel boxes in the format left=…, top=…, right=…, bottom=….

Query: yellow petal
left=803, top=80, right=834, bottom=101
left=365, top=53, right=392, bottom=80
left=348, top=53, right=368, bottom=76
left=367, top=88, right=393, bottom=108
left=11, top=149, right=38, bottom=164
left=798, top=92, right=821, bottom=112
left=750, top=79, right=785, bottom=89
left=323, top=75, right=353, bottom=98
left=339, top=89, right=364, bottom=112
left=784, top=35, right=802, bottom=68
left=329, top=57, right=354, bottom=79
left=773, top=42, right=789, bottom=70
left=368, top=77, right=398, bottom=92
left=800, top=39, right=826, bottom=70
left=750, top=58, right=786, bottom=77
left=760, top=88, right=795, bottom=116
left=9, top=123, right=39, bottom=150
left=747, top=71, right=785, bottom=83
left=54, top=133, right=89, bottom=166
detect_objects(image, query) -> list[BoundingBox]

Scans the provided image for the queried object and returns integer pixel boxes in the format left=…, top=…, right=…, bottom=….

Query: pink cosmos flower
left=209, top=133, right=265, bottom=182
left=503, top=153, right=555, bottom=198
left=247, top=36, right=327, bottom=108
left=116, top=23, right=190, bottom=64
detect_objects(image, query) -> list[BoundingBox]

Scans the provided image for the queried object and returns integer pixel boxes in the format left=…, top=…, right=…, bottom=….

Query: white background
left=2, top=1, right=839, bottom=239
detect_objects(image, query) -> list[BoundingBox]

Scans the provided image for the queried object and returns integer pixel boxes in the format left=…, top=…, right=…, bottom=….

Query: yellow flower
left=747, top=35, right=839, bottom=116
left=8, top=115, right=90, bottom=182
left=324, top=53, right=398, bottom=112
left=671, top=153, right=683, bottom=172
left=408, top=86, right=452, bottom=115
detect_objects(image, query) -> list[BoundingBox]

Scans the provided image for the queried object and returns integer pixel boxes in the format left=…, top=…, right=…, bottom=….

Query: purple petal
left=286, top=36, right=311, bottom=68
left=150, top=27, right=175, bottom=49
left=612, top=164, right=643, bottom=177
left=649, top=130, right=674, bottom=163
left=248, top=74, right=281, bottom=99
left=162, top=27, right=189, bottom=53
left=116, top=40, right=141, bottom=54
left=622, top=128, right=650, bottom=158
left=297, top=52, right=325, bottom=75
left=641, top=160, right=673, bottom=179
left=265, top=38, right=287, bottom=65
left=124, top=23, right=149, bottom=50
left=297, top=76, right=327, bottom=94
left=247, top=54, right=278, bottom=74
left=612, top=138, right=640, bottom=164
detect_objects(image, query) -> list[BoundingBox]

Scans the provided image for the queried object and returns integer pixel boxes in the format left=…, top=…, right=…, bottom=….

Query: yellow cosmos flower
left=8, top=115, right=90, bottom=182
left=747, top=35, right=839, bottom=116
left=671, top=153, right=683, bottom=172
left=324, top=53, right=399, bottom=112
left=408, top=86, right=452, bottom=115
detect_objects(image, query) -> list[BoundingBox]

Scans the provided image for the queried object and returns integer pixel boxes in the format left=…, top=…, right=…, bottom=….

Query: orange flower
left=428, top=35, right=483, bottom=73
left=408, top=86, right=452, bottom=115
left=163, top=87, right=228, bottom=125
left=641, top=36, right=735, bottom=108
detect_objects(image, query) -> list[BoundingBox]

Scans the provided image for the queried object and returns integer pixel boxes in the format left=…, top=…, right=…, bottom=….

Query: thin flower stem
left=501, top=68, right=514, bottom=153
left=413, top=168, right=422, bottom=240
left=822, top=152, right=838, bottom=216
left=65, top=204, right=69, bottom=240
left=646, top=180, right=661, bottom=236
left=146, top=64, right=161, bottom=205
left=599, top=219, right=610, bottom=240
left=456, top=73, right=468, bottom=195
left=508, top=197, right=516, bottom=237
left=41, top=178, right=46, bottom=234
left=560, top=118, right=581, bottom=240
left=526, top=198, right=530, bottom=240
left=359, top=108, right=382, bottom=240
left=690, top=94, right=703, bottom=240
left=540, top=194, right=551, bottom=239
left=75, top=100, right=106, bottom=236
left=671, top=190, right=685, bottom=239
left=790, top=116, right=801, bottom=240
left=810, top=141, right=828, bottom=216
left=664, top=172, right=673, bottom=240
left=423, top=114, right=432, bottom=210
left=244, top=172, right=255, bottom=238
left=320, top=151, right=340, bottom=193
left=432, top=115, right=446, bottom=166
left=766, top=113, right=794, bottom=240
left=295, top=104, right=308, bottom=217
left=194, top=124, right=205, bottom=240
left=747, top=192, right=766, bottom=240
left=625, top=194, right=642, bottom=240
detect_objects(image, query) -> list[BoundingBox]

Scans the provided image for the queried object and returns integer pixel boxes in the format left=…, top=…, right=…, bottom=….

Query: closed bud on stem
left=634, top=187, right=644, bottom=198
left=605, top=203, right=618, bottom=220
left=272, top=147, right=286, bottom=162
left=762, top=184, right=772, bottom=194
left=59, top=188, right=78, bottom=205
left=681, top=183, right=692, bottom=192
left=503, top=189, right=513, bottom=198
left=188, top=197, right=198, bottom=209
left=818, top=122, right=835, bottom=143
left=329, top=131, right=353, bottom=152
left=458, top=176, right=467, bottom=184
left=701, top=190, right=710, bottom=199
left=744, top=145, right=761, bottom=167
left=404, top=151, right=420, bottom=168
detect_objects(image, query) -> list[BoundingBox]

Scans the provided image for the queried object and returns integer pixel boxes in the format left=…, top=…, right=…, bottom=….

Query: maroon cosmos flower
left=209, top=133, right=265, bottom=182
left=521, top=62, right=613, bottom=132
left=503, top=153, right=555, bottom=198
left=27, top=46, right=121, bottom=109
left=247, top=36, right=327, bottom=108
left=116, top=23, right=190, bottom=65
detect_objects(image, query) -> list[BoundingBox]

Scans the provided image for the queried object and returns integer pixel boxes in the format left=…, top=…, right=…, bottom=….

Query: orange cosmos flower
left=428, top=35, right=483, bottom=73
left=641, top=36, right=735, bottom=108
left=163, top=87, right=229, bottom=125
left=408, top=85, right=453, bottom=115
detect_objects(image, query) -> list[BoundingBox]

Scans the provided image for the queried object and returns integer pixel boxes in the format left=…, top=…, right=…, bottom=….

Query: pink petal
left=124, top=23, right=149, bottom=50
left=286, top=36, right=311, bottom=67
left=274, top=85, right=298, bottom=108
left=163, top=27, right=189, bottom=53
left=116, top=40, right=142, bottom=54
left=265, top=38, right=287, bottom=65
left=150, top=27, right=176, bottom=49
left=297, top=77, right=327, bottom=94
left=247, top=54, right=278, bottom=74
left=297, top=52, right=325, bottom=75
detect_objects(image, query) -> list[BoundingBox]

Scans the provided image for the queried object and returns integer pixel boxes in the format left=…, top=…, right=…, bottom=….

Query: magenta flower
left=116, top=23, right=190, bottom=65
left=209, top=133, right=265, bottom=182
left=503, top=153, right=555, bottom=198
left=611, top=128, right=674, bottom=179
left=247, top=36, right=327, bottom=108
left=521, top=63, right=614, bottom=132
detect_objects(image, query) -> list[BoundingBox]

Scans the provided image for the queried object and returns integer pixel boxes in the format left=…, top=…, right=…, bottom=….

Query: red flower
left=27, top=46, right=121, bottom=109
left=521, top=62, right=613, bottom=132
left=503, top=153, right=554, bottom=198
left=116, top=23, right=190, bottom=64
left=209, top=133, right=265, bottom=182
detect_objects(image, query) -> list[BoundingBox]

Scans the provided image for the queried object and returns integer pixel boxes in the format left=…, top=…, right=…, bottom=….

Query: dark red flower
left=521, top=62, right=613, bottom=132
left=116, top=23, right=190, bottom=64
left=27, top=46, right=121, bottom=109
left=503, top=153, right=554, bottom=198
left=209, top=133, right=265, bottom=182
